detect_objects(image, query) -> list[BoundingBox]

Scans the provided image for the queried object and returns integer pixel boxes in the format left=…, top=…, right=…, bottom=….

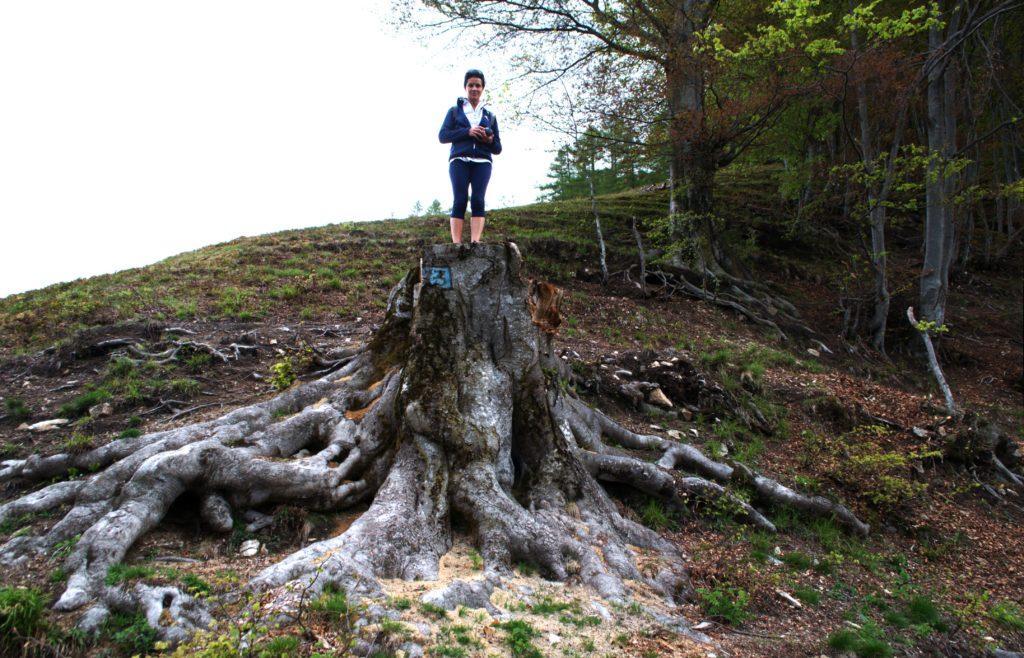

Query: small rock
left=649, top=423, right=664, bottom=431
left=648, top=362, right=661, bottom=369
left=269, top=338, right=278, bottom=345
left=689, top=428, right=699, bottom=437
left=547, top=633, right=561, bottom=645
left=614, top=369, right=633, bottom=378
left=89, top=402, right=114, bottom=418
left=692, top=621, right=714, bottom=630
left=660, top=361, right=674, bottom=367
left=648, top=387, right=674, bottom=408
left=399, top=644, right=423, bottom=658
left=590, top=601, right=612, bottom=621
left=679, top=408, right=694, bottom=422
left=239, top=539, right=261, bottom=557
left=912, top=426, right=931, bottom=438
left=807, top=348, right=820, bottom=357
left=22, top=418, right=70, bottom=432
left=667, top=429, right=683, bottom=440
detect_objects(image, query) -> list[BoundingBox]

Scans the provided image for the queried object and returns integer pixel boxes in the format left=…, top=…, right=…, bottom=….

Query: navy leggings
left=449, top=159, right=492, bottom=218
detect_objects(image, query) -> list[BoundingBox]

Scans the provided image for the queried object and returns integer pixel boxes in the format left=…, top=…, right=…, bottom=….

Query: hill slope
left=1, top=172, right=1021, bottom=657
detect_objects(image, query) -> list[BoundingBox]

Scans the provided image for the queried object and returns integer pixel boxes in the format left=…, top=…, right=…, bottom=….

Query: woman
left=438, top=69, right=502, bottom=244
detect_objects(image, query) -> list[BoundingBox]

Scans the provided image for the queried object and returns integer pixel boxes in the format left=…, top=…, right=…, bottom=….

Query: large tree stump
left=0, top=243, right=866, bottom=641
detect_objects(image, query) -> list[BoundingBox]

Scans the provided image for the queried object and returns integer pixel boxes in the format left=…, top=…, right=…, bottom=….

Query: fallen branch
left=906, top=307, right=957, bottom=417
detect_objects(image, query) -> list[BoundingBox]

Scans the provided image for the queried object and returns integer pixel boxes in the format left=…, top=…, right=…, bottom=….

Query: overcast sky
left=0, top=1, right=557, bottom=298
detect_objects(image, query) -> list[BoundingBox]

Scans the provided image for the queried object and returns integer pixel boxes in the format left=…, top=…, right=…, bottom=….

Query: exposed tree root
left=650, top=264, right=817, bottom=341
left=0, top=243, right=867, bottom=644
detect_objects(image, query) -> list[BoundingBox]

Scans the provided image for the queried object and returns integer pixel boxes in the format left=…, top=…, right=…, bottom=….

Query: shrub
left=181, top=573, right=212, bottom=596
left=269, top=359, right=296, bottom=391
left=0, top=587, right=45, bottom=645
left=990, top=600, right=1024, bottom=631
left=3, top=398, right=31, bottom=422
left=697, top=585, right=751, bottom=625
left=836, top=426, right=940, bottom=511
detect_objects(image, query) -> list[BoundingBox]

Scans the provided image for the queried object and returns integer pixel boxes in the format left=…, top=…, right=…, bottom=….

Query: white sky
left=0, top=1, right=558, bottom=298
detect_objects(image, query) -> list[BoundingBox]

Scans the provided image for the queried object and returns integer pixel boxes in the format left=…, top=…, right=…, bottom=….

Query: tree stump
left=0, top=242, right=866, bottom=641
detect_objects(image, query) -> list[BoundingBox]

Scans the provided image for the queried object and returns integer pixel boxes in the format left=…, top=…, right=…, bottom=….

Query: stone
left=614, top=369, right=633, bottom=378
left=89, top=402, right=114, bottom=418
left=648, top=387, right=673, bottom=408
left=667, top=429, right=683, bottom=440
left=807, top=348, right=820, bottom=357
left=679, top=408, right=694, bottom=422
left=912, top=426, right=931, bottom=438
left=239, top=539, right=261, bottom=557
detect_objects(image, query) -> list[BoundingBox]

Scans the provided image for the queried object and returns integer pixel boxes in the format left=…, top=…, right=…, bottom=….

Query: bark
left=587, top=156, right=609, bottom=285
left=921, top=9, right=962, bottom=326
left=853, top=27, right=891, bottom=352
left=0, top=243, right=867, bottom=643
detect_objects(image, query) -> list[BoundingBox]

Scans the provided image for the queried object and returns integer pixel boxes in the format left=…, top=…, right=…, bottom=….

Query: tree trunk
left=0, top=244, right=866, bottom=643
left=921, top=23, right=955, bottom=326
left=853, top=28, right=890, bottom=352
left=587, top=156, right=609, bottom=284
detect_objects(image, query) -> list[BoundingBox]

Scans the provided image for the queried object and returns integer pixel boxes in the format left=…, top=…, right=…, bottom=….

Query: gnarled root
left=0, top=243, right=866, bottom=646
left=561, top=395, right=869, bottom=536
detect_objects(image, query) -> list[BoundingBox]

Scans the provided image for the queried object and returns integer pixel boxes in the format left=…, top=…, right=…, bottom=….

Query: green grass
left=103, top=611, right=158, bottom=656
left=640, top=498, right=678, bottom=531
left=990, top=600, right=1024, bottom=631
left=0, top=587, right=46, bottom=645
left=105, top=563, right=158, bottom=586
left=57, top=389, right=110, bottom=418
left=498, top=620, right=543, bottom=658
left=781, top=550, right=813, bottom=570
left=792, top=585, right=821, bottom=606
left=3, top=398, right=31, bottom=422
left=530, top=596, right=575, bottom=615
left=310, top=583, right=353, bottom=619
left=826, top=624, right=893, bottom=658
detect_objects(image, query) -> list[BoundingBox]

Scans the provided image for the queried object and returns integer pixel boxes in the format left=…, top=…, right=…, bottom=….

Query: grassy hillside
left=0, top=167, right=795, bottom=355
left=1, top=167, right=1021, bottom=657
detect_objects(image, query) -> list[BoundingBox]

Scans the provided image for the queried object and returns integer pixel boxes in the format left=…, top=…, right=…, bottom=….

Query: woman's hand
left=469, top=126, right=488, bottom=141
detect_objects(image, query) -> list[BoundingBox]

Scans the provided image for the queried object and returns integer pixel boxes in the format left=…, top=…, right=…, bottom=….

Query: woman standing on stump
left=438, top=69, right=502, bottom=244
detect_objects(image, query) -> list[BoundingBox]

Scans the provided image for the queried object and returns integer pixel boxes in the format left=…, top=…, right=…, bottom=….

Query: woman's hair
left=464, top=69, right=485, bottom=88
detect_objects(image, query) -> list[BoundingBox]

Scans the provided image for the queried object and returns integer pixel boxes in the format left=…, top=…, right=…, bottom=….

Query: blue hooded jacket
left=438, top=97, right=502, bottom=162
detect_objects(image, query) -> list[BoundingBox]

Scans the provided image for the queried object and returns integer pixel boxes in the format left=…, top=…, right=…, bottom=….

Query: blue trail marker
left=427, top=266, right=452, bottom=289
